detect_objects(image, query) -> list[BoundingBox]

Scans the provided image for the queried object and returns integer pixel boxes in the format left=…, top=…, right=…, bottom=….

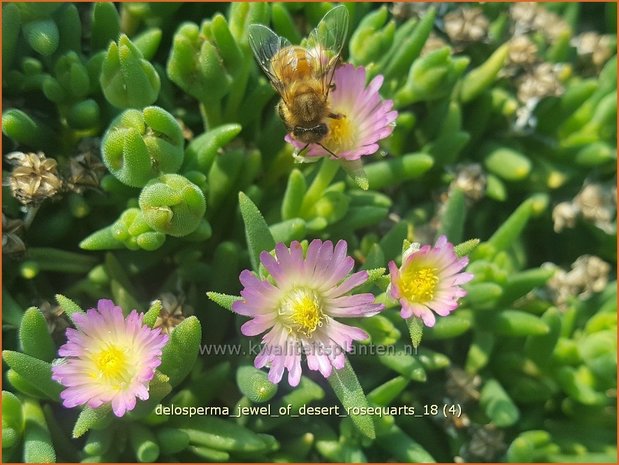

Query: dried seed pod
left=6, top=151, right=64, bottom=205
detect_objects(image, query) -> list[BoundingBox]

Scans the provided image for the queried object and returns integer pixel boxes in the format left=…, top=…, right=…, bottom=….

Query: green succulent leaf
left=22, top=398, right=56, bottom=463
left=328, top=359, right=376, bottom=439
left=139, top=174, right=206, bottom=237
left=239, top=192, right=276, bottom=272
left=2, top=351, right=62, bottom=402
left=100, top=34, right=160, bottom=108
left=159, top=316, right=202, bottom=387
left=236, top=365, right=278, bottom=403
left=19, top=307, right=56, bottom=362
left=101, top=106, right=184, bottom=187
left=73, top=405, right=114, bottom=439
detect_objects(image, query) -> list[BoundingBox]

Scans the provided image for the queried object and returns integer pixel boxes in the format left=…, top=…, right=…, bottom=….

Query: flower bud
left=101, top=106, right=184, bottom=187
left=100, top=34, right=160, bottom=109
left=139, top=174, right=206, bottom=237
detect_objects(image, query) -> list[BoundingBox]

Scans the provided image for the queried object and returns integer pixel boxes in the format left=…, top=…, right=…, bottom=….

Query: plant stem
left=200, top=101, right=223, bottom=131
left=300, top=158, right=340, bottom=216
left=23, top=205, right=40, bottom=229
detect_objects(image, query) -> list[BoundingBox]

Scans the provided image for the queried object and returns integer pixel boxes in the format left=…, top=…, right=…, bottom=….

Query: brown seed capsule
left=573, top=32, right=614, bottom=70
left=450, top=163, right=487, bottom=202
left=516, top=62, right=564, bottom=103
left=67, top=138, right=106, bottom=193
left=39, top=300, right=71, bottom=343
left=507, top=35, right=539, bottom=68
left=152, top=292, right=193, bottom=334
left=6, top=151, right=64, bottom=205
left=574, top=182, right=617, bottom=233
left=2, top=213, right=26, bottom=257
left=444, top=7, right=489, bottom=44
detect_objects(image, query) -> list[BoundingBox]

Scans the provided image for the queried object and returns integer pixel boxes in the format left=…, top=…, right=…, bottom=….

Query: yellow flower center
left=323, top=115, right=356, bottom=154
left=279, top=288, right=325, bottom=337
left=92, top=345, right=131, bottom=389
left=398, top=265, right=439, bottom=303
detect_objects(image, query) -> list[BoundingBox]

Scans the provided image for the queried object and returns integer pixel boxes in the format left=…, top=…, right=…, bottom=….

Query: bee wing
left=306, top=5, right=349, bottom=97
left=248, top=24, right=292, bottom=94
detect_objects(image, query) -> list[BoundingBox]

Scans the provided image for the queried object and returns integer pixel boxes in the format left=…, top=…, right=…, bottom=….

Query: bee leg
left=296, top=143, right=310, bottom=158
left=277, top=102, right=292, bottom=130
left=318, top=143, right=338, bottom=158
left=328, top=112, right=343, bottom=120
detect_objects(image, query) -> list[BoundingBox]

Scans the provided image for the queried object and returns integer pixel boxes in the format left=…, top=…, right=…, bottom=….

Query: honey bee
left=248, top=5, right=349, bottom=154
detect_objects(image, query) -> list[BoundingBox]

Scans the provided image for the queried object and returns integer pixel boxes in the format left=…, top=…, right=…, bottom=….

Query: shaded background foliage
left=2, top=2, right=617, bottom=463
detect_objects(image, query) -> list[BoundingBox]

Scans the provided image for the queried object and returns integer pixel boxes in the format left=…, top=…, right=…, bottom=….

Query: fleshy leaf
left=238, top=192, right=276, bottom=272
left=2, top=351, right=62, bottom=402
left=406, top=316, right=424, bottom=349
left=206, top=292, right=242, bottom=311
left=327, top=359, right=376, bottom=439
left=19, top=307, right=56, bottom=362
left=158, top=316, right=202, bottom=387
left=72, top=405, right=113, bottom=439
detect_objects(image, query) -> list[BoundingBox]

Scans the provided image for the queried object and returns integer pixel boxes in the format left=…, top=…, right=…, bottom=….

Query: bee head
left=293, top=123, right=328, bottom=144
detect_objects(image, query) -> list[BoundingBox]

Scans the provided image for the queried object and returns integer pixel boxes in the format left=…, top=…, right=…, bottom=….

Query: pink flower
left=51, top=299, right=168, bottom=417
left=286, top=64, right=397, bottom=161
left=388, top=236, right=474, bottom=327
left=232, top=240, right=384, bottom=386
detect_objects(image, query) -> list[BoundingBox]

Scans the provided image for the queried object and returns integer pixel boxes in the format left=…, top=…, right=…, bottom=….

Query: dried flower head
left=573, top=32, right=615, bottom=70
left=450, top=163, right=487, bottom=202
left=446, top=367, right=481, bottom=404
left=465, top=424, right=506, bottom=462
left=2, top=213, right=26, bottom=257
left=389, top=236, right=474, bottom=327
left=421, top=33, right=449, bottom=57
left=67, top=139, right=106, bottom=193
left=533, top=9, right=570, bottom=41
left=391, top=2, right=440, bottom=21
left=52, top=299, right=168, bottom=417
left=574, top=182, right=616, bottom=234
left=510, top=3, right=538, bottom=32
left=552, top=201, right=579, bottom=233
left=511, top=3, right=569, bottom=40
left=233, top=240, right=384, bottom=386
left=507, top=35, right=539, bottom=68
left=6, top=151, right=64, bottom=205
left=444, top=7, right=489, bottom=44
left=546, top=255, right=611, bottom=307
left=39, top=300, right=71, bottom=341
left=152, top=292, right=192, bottom=334
left=516, top=63, right=564, bottom=103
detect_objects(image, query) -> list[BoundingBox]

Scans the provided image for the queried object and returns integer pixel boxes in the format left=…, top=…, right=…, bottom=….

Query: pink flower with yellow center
left=286, top=64, right=397, bottom=161
left=388, top=236, right=474, bottom=327
left=51, top=299, right=168, bottom=417
left=233, top=239, right=384, bottom=386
